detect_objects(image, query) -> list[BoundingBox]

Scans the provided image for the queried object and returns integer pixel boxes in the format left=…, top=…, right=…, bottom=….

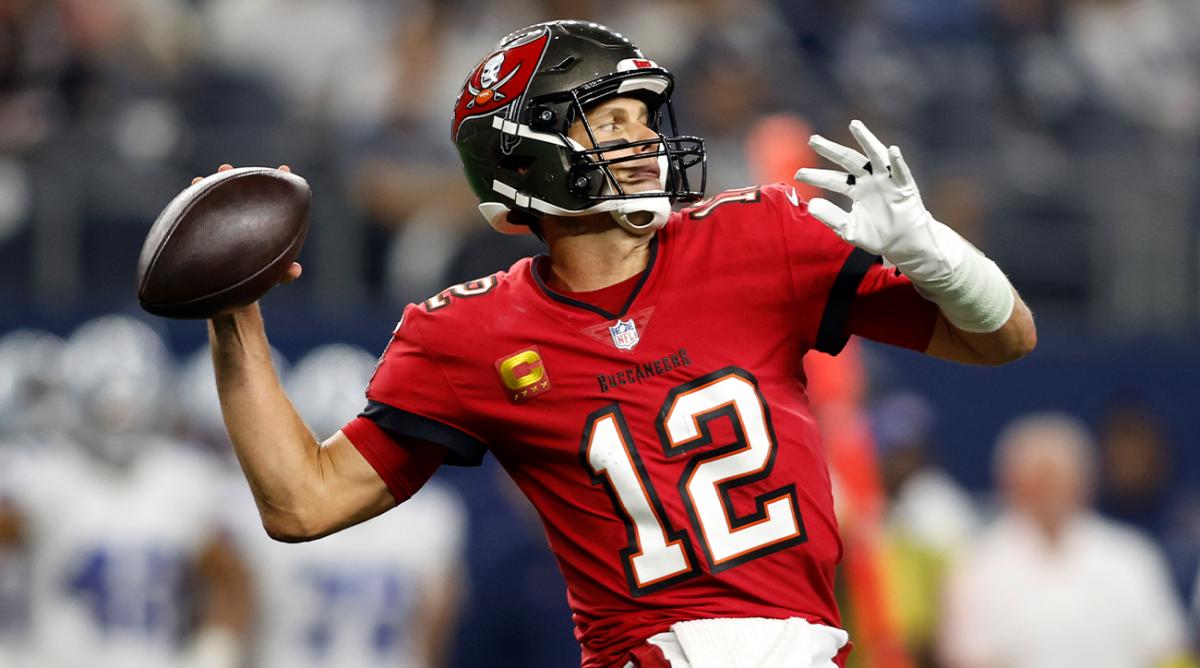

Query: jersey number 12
left=582, top=367, right=806, bottom=596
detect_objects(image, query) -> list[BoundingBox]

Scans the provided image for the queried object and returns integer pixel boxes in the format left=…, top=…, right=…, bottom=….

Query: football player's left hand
left=794, top=121, right=958, bottom=278
left=795, top=121, right=1019, bottom=335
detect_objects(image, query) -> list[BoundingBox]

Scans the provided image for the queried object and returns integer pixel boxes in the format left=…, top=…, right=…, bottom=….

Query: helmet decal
left=452, top=27, right=551, bottom=141
left=617, top=58, right=658, bottom=71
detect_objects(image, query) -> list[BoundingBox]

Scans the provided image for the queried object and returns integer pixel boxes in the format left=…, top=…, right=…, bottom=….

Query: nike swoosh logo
left=785, top=187, right=800, bottom=207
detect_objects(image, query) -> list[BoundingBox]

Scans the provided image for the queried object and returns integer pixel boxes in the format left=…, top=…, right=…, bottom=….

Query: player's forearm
left=0, top=504, right=24, bottom=546
left=927, top=289, right=1037, bottom=365
left=187, top=535, right=250, bottom=668
left=795, top=122, right=1037, bottom=365
left=421, top=573, right=465, bottom=668
left=208, top=305, right=325, bottom=537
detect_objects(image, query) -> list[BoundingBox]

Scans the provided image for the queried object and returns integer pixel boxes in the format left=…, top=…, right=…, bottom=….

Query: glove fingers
left=888, top=145, right=915, bottom=190
left=794, top=168, right=853, bottom=196
left=809, top=135, right=869, bottom=176
left=848, top=120, right=889, bottom=174
left=806, top=198, right=854, bottom=240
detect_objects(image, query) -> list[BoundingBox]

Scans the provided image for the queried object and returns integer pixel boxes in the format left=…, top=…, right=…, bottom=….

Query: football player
left=200, top=20, right=1036, bottom=668
left=0, top=316, right=249, bottom=668
left=0, top=329, right=73, bottom=667
left=180, top=344, right=465, bottom=668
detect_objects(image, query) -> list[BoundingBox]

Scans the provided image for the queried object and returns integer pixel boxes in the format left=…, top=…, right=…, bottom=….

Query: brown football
left=136, top=167, right=310, bottom=319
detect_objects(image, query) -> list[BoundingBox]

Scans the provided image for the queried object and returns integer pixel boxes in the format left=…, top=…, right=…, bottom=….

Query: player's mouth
left=618, top=164, right=661, bottom=186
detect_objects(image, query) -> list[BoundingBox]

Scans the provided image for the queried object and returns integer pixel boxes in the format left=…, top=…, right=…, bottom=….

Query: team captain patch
left=495, top=346, right=552, bottom=403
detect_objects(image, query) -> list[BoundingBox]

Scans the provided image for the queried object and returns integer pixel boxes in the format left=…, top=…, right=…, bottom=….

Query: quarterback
left=207, top=21, right=1035, bottom=668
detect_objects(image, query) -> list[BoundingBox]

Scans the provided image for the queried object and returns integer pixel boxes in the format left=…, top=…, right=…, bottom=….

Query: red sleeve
left=765, top=183, right=865, bottom=354
left=341, top=416, right=446, bottom=504
left=361, top=303, right=488, bottom=467
left=765, top=183, right=937, bottom=354
left=845, top=264, right=939, bottom=352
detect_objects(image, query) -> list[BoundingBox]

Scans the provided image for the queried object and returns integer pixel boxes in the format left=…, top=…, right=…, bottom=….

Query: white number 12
left=582, top=368, right=805, bottom=596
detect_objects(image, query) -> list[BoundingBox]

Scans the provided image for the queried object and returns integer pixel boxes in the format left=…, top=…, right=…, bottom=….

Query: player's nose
left=630, top=120, right=659, bottom=147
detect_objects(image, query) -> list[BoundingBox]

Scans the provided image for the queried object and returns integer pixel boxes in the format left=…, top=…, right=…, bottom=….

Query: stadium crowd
left=1, top=0, right=1199, bottom=666
left=1, top=0, right=1198, bottom=332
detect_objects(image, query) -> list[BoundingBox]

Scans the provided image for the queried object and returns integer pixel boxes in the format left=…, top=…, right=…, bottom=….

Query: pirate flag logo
left=468, top=53, right=517, bottom=108
left=452, top=27, right=551, bottom=141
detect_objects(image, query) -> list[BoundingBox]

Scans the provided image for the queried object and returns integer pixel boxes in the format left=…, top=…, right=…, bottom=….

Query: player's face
left=569, top=97, right=662, bottom=195
left=1003, top=436, right=1090, bottom=530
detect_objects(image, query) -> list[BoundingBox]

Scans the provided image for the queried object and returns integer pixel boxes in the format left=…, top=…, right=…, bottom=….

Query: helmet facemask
left=555, top=83, right=706, bottom=232
left=475, top=74, right=705, bottom=234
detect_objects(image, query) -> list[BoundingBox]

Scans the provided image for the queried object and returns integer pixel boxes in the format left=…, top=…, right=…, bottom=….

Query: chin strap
left=609, top=196, right=671, bottom=232
left=482, top=154, right=673, bottom=235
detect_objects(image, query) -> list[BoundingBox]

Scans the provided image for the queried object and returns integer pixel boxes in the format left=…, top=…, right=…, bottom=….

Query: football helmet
left=452, top=20, right=706, bottom=234
left=62, top=315, right=172, bottom=466
left=286, top=344, right=377, bottom=440
left=0, top=329, right=72, bottom=440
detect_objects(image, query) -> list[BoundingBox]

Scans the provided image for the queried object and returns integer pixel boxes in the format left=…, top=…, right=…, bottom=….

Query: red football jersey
left=345, top=184, right=935, bottom=667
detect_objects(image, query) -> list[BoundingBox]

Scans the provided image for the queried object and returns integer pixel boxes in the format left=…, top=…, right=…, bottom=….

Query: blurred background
left=0, top=0, right=1198, bottom=666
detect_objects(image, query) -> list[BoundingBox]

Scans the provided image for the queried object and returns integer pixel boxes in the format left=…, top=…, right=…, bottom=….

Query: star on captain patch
left=608, top=318, right=640, bottom=351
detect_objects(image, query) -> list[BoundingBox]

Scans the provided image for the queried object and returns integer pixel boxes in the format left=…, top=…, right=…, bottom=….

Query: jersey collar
left=529, top=232, right=661, bottom=321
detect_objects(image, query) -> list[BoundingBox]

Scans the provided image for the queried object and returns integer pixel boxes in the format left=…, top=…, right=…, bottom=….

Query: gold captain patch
left=495, top=346, right=552, bottom=403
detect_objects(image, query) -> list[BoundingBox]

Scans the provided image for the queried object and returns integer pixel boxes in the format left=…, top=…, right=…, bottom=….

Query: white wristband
left=888, top=219, right=1015, bottom=333
left=184, top=627, right=242, bottom=668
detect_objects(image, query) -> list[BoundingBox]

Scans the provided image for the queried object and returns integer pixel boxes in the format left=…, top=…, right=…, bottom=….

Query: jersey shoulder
left=670, top=183, right=822, bottom=246
left=673, top=183, right=803, bottom=223
left=396, top=257, right=534, bottom=345
left=666, top=183, right=830, bottom=270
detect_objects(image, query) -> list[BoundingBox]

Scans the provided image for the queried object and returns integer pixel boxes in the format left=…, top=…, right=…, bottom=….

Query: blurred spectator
left=1058, top=0, right=1200, bottom=333
left=876, top=392, right=978, bottom=551
left=671, top=0, right=812, bottom=193
left=940, top=412, right=1190, bottom=668
left=0, top=0, right=1196, bottom=335
left=872, top=391, right=978, bottom=667
left=1098, top=400, right=1200, bottom=606
left=201, top=0, right=417, bottom=133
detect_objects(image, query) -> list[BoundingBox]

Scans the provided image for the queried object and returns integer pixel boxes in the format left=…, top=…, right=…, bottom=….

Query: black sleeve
left=813, top=249, right=881, bottom=355
left=361, top=400, right=488, bottom=467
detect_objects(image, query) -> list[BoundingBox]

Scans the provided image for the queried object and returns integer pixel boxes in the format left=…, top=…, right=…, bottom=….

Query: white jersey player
left=222, top=474, right=465, bottom=668
left=181, top=343, right=467, bottom=668
left=0, top=329, right=77, bottom=667
left=9, top=440, right=232, bottom=668
left=0, top=316, right=248, bottom=668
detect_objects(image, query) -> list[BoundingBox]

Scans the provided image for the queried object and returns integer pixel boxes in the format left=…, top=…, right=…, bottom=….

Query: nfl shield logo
left=608, top=318, right=640, bottom=351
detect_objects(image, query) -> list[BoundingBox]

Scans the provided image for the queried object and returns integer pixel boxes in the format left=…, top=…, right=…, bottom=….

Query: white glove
left=794, top=120, right=1014, bottom=333
left=794, top=120, right=965, bottom=284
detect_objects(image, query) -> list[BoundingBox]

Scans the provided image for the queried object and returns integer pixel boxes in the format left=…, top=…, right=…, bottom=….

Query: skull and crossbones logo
left=466, top=52, right=521, bottom=108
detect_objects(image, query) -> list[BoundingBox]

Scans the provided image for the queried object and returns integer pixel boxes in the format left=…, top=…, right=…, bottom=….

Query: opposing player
left=0, top=316, right=249, bottom=668
left=203, top=21, right=1035, bottom=668
left=180, top=344, right=465, bottom=668
left=0, top=329, right=73, bottom=667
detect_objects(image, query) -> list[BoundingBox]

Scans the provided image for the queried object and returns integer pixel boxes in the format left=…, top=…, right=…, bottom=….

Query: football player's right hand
left=191, top=163, right=303, bottom=285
